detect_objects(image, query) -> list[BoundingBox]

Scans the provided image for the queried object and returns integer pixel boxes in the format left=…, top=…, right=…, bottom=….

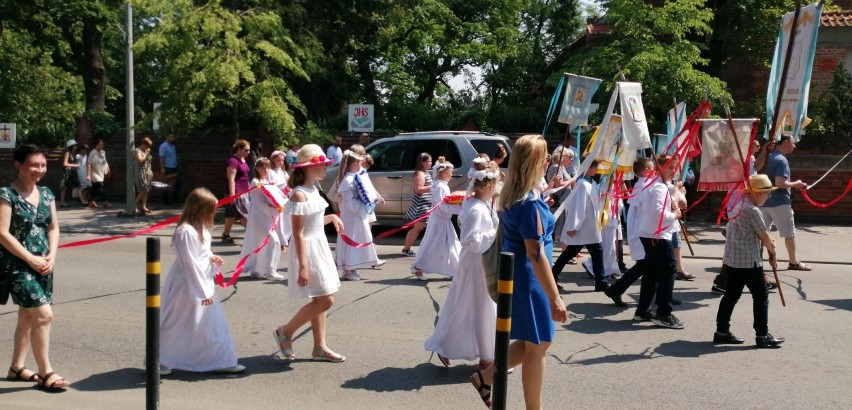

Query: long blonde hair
left=175, top=188, right=218, bottom=243
left=499, top=134, right=548, bottom=210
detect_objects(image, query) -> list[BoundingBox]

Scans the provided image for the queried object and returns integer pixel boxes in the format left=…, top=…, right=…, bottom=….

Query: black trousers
left=552, top=242, right=606, bottom=286
left=715, top=264, right=769, bottom=336
left=639, top=237, right=676, bottom=317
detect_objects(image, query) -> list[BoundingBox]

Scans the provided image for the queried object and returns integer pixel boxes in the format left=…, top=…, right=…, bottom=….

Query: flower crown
left=432, top=161, right=454, bottom=173
left=343, top=150, right=365, bottom=161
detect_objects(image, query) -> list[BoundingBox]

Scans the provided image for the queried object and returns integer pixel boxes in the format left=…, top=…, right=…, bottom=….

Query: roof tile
left=821, top=10, right=852, bottom=27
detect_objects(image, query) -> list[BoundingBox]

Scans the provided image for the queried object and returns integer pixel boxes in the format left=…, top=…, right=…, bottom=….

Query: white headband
left=433, top=161, right=454, bottom=173
left=468, top=168, right=498, bottom=182
left=343, top=150, right=365, bottom=161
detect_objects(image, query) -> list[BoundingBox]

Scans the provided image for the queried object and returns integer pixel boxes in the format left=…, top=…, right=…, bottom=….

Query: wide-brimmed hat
left=749, top=174, right=777, bottom=192
left=291, top=144, right=333, bottom=168
left=66, top=139, right=78, bottom=148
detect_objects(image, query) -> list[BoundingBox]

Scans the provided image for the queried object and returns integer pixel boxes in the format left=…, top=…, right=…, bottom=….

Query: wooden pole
left=760, top=0, right=802, bottom=173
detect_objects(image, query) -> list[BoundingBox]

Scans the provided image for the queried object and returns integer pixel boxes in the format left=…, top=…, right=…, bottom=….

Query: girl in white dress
left=268, top=150, right=291, bottom=246
left=411, top=157, right=462, bottom=280
left=273, top=144, right=347, bottom=363
left=335, top=145, right=380, bottom=280
left=241, top=158, right=285, bottom=280
left=424, top=161, right=499, bottom=369
left=160, top=188, right=244, bottom=374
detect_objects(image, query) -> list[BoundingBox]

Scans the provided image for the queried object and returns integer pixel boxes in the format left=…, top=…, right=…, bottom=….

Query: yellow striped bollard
left=146, top=237, right=160, bottom=410
left=492, top=251, right=514, bottom=410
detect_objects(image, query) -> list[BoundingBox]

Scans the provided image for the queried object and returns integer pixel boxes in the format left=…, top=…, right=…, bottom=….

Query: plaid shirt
left=723, top=198, right=768, bottom=268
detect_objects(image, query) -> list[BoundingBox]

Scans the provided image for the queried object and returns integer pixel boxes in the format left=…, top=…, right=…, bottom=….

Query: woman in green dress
left=0, top=144, right=69, bottom=391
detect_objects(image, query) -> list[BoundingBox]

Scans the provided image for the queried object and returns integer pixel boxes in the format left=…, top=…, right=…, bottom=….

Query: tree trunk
left=82, top=20, right=106, bottom=112
left=357, top=51, right=380, bottom=108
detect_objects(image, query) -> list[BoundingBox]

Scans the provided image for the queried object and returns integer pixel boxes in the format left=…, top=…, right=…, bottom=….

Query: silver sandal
left=273, top=329, right=295, bottom=360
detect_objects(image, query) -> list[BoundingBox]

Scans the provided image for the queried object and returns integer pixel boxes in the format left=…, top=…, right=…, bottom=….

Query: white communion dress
left=424, top=198, right=498, bottom=361
left=410, top=179, right=462, bottom=277
left=160, top=224, right=239, bottom=372
left=240, top=179, right=284, bottom=278
left=335, top=172, right=379, bottom=270
left=285, top=186, right=341, bottom=299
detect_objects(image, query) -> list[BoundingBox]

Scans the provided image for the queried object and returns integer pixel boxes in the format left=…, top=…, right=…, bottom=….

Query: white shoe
left=159, top=365, right=172, bottom=376
left=342, top=270, right=361, bottom=281
left=214, top=364, right=246, bottom=373
left=264, top=272, right=285, bottom=280
left=372, top=259, right=387, bottom=268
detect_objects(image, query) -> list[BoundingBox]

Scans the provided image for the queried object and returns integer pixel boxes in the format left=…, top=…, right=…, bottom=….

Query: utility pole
left=125, top=3, right=136, bottom=214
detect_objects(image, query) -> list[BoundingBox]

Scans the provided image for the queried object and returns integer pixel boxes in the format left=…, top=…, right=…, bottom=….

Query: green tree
left=135, top=0, right=310, bottom=145
left=562, top=0, right=730, bottom=130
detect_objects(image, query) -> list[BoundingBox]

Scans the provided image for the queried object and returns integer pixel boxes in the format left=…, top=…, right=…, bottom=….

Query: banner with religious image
left=698, top=119, right=759, bottom=191
left=0, top=123, right=16, bottom=149
left=617, top=82, right=651, bottom=150
left=557, top=73, right=602, bottom=129
left=593, top=115, right=634, bottom=177
left=764, top=2, right=823, bottom=141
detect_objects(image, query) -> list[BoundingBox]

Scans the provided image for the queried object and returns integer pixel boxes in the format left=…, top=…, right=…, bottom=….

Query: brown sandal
left=37, top=372, right=70, bottom=392
left=7, top=366, right=39, bottom=382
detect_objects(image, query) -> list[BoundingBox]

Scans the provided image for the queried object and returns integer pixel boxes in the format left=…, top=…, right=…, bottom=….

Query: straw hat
left=749, top=174, right=777, bottom=192
left=291, top=144, right=333, bottom=168
left=66, top=139, right=78, bottom=148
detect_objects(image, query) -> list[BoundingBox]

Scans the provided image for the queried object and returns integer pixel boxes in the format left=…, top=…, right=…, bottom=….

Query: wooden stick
left=771, top=264, right=787, bottom=307
left=680, top=219, right=694, bottom=256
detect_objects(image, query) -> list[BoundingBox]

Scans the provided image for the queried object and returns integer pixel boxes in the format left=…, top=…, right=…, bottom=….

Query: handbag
left=482, top=205, right=542, bottom=302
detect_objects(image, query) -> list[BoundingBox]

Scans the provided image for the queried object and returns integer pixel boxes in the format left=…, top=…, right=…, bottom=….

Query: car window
left=470, top=139, right=510, bottom=165
left=410, top=139, right=462, bottom=169
left=368, top=140, right=409, bottom=171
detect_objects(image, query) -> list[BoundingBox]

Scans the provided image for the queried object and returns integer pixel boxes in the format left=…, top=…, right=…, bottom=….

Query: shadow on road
left=341, top=362, right=468, bottom=392
left=653, top=340, right=753, bottom=358
left=809, top=298, right=852, bottom=312
left=73, top=368, right=146, bottom=391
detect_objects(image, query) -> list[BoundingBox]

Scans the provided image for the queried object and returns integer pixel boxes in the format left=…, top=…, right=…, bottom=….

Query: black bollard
left=146, top=237, right=160, bottom=410
left=492, top=251, right=514, bottom=410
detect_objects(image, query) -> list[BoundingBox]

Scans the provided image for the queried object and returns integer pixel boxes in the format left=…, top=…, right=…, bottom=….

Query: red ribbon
left=214, top=219, right=279, bottom=288
left=337, top=198, right=449, bottom=248
left=801, top=179, right=852, bottom=208
left=58, top=188, right=257, bottom=249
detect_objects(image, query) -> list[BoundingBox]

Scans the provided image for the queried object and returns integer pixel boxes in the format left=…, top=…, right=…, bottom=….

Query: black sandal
left=7, top=366, right=39, bottom=382
left=470, top=370, right=492, bottom=408
left=221, top=234, right=235, bottom=243
left=37, top=372, right=69, bottom=392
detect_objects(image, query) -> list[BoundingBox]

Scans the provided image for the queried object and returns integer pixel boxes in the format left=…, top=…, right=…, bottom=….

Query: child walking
left=335, top=145, right=380, bottom=280
left=273, top=144, right=347, bottom=362
left=424, top=161, right=499, bottom=369
left=268, top=150, right=292, bottom=246
left=410, top=157, right=462, bottom=280
left=242, top=158, right=285, bottom=280
left=160, top=188, right=244, bottom=374
left=551, top=158, right=609, bottom=292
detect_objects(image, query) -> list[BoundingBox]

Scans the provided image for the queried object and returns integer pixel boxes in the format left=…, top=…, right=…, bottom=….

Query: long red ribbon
left=801, top=179, right=852, bottom=208
left=338, top=198, right=448, bottom=248
left=214, top=219, right=279, bottom=288
left=58, top=188, right=256, bottom=249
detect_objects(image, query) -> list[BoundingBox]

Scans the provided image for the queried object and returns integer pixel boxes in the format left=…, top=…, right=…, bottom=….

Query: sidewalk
left=57, top=203, right=852, bottom=265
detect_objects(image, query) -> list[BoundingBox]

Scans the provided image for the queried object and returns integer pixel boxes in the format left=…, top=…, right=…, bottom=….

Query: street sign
left=0, top=123, right=16, bottom=149
left=348, top=104, right=374, bottom=133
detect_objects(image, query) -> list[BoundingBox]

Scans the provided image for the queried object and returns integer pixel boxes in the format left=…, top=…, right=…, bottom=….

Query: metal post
left=125, top=3, right=136, bottom=214
left=146, top=237, right=160, bottom=410
left=492, top=251, right=514, bottom=410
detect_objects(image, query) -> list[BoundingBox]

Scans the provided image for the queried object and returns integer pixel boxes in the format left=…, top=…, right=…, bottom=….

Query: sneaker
left=651, top=313, right=685, bottom=329
left=372, top=259, right=387, bottom=268
left=632, top=312, right=653, bottom=322
left=711, top=284, right=726, bottom=295
left=401, top=249, right=416, bottom=257
left=342, top=270, right=361, bottom=281
left=214, top=364, right=246, bottom=373
left=264, top=272, right=285, bottom=281
left=755, top=333, right=784, bottom=348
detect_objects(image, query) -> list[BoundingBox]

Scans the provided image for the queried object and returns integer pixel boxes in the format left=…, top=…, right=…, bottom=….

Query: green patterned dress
left=0, top=186, right=55, bottom=308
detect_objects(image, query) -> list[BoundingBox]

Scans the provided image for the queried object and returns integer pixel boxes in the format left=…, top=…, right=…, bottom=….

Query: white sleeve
left=563, top=181, right=589, bottom=233
left=459, top=205, right=497, bottom=254
left=173, top=227, right=215, bottom=300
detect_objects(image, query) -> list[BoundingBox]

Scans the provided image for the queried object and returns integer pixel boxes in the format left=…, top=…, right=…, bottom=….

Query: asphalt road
left=0, top=205, right=850, bottom=409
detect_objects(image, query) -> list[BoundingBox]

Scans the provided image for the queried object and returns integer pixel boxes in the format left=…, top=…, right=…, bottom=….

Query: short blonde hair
left=499, top=134, right=548, bottom=210
left=551, top=146, right=574, bottom=164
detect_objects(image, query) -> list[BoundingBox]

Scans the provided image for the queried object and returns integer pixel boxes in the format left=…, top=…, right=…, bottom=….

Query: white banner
left=557, top=73, right=602, bottom=128
left=765, top=2, right=823, bottom=141
left=348, top=104, right=374, bottom=133
left=0, top=123, right=16, bottom=149
left=618, top=82, right=651, bottom=150
left=698, top=119, right=758, bottom=191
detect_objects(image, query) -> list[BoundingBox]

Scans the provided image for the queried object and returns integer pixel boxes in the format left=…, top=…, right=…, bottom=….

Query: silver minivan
left=321, top=131, right=512, bottom=222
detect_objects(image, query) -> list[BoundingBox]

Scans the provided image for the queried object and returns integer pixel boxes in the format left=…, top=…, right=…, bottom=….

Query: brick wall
left=812, top=46, right=848, bottom=97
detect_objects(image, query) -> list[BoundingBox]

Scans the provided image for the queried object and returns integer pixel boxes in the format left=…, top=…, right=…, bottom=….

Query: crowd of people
left=0, top=130, right=803, bottom=406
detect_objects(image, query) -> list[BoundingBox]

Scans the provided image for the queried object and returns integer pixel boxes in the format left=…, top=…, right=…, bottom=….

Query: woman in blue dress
left=0, top=144, right=70, bottom=391
left=469, top=134, right=568, bottom=409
